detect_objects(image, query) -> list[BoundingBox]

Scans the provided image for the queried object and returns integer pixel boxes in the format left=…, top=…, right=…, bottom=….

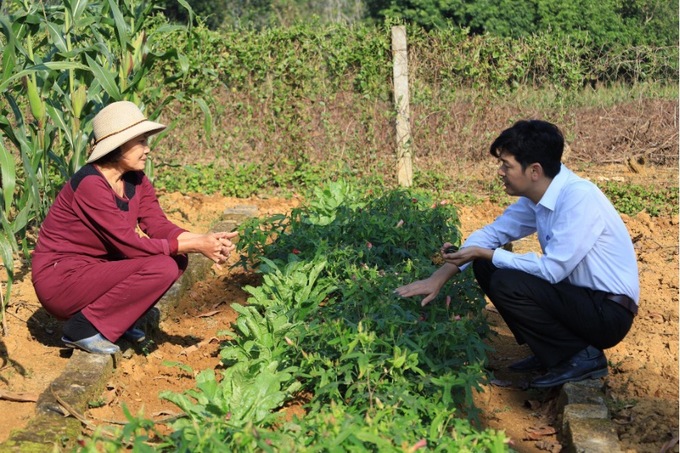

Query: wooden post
left=391, top=25, right=412, bottom=187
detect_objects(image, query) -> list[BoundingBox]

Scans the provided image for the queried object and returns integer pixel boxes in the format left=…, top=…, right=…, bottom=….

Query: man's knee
left=487, top=269, right=527, bottom=301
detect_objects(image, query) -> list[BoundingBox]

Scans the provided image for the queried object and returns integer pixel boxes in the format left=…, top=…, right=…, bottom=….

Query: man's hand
left=441, top=244, right=493, bottom=267
left=394, top=263, right=459, bottom=307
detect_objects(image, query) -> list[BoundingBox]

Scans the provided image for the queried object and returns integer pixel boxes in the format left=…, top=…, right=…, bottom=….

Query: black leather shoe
left=530, top=346, right=608, bottom=388
left=508, top=355, right=544, bottom=372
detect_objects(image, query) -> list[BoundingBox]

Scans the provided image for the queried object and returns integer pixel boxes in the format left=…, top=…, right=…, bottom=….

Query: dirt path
left=0, top=167, right=677, bottom=452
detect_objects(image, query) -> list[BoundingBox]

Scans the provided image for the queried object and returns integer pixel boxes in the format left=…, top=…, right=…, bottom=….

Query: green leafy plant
left=227, top=182, right=495, bottom=447
left=81, top=181, right=508, bottom=450
left=230, top=182, right=496, bottom=448
left=602, top=181, right=679, bottom=216
left=77, top=404, right=164, bottom=452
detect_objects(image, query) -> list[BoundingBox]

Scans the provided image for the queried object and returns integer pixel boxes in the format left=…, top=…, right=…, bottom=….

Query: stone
left=561, top=403, right=609, bottom=433
left=557, top=379, right=606, bottom=413
left=560, top=417, right=622, bottom=453
left=222, top=205, right=258, bottom=221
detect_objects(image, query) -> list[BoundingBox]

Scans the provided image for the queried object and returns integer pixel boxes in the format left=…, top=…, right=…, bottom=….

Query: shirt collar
left=537, top=164, right=570, bottom=211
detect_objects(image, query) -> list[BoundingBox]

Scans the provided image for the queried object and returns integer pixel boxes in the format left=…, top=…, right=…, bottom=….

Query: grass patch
left=153, top=160, right=676, bottom=217
left=602, top=182, right=679, bottom=216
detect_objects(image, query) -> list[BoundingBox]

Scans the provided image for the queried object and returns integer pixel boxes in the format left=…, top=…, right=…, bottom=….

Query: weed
left=140, top=340, right=156, bottom=357
left=602, top=182, right=679, bottom=216
left=88, top=398, right=106, bottom=409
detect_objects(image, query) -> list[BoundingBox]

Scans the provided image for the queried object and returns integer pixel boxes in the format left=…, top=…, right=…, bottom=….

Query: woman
left=31, top=101, right=238, bottom=354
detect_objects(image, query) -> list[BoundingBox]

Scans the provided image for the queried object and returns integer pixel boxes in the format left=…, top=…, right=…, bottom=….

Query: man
left=395, top=120, right=639, bottom=388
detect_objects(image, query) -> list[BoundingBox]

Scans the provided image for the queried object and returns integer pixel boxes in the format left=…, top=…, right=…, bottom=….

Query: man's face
left=497, top=151, right=532, bottom=197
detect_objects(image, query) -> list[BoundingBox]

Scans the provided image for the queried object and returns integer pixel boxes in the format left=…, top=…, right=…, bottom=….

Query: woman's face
left=118, top=134, right=150, bottom=172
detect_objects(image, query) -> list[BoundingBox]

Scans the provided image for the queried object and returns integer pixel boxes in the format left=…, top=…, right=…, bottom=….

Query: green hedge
left=151, top=21, right=678, bottom=102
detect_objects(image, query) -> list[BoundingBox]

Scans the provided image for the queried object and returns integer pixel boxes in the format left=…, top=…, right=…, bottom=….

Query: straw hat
left=87, top=101, right=166, bottom=163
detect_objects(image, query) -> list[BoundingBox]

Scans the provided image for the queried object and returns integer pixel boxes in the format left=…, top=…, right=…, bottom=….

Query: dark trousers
left=472, top=259, right=634, bottom=368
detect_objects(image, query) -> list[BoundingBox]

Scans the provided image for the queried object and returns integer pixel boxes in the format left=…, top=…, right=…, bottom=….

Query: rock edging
left=557, top=379, right=622, bottom=452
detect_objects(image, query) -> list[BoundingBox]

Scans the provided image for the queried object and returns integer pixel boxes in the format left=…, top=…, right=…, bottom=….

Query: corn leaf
left=10, top=201, right=31, bottom=235
left=19, top=152, right=42, bottom=222
left=107, top=0, right=129, bottom=48
left=0, top=233, right=13, bottom=294
left=0, top=141, right=15, bottom=216
left=0, top=17, right=16, bottom=83
left=45, top=103, right=73, bottom=147
left=85, top=55, right=121, bottom=99
left=45, top=22, right=68, bottom=53
left=0, top=62, right=89, bottom=92
left=0, top=213, right=18, bottom=253
left=194, top=97, right=212, bottom=139
left=175, top=0, right=195, bottom=30
left=65, top=0, right=90, bottom=21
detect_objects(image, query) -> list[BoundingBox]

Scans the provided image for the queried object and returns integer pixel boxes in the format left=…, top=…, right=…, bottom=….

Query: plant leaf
left=85, top=55, right=121, bottom=99
left=0, top=140, right=16, bottom=216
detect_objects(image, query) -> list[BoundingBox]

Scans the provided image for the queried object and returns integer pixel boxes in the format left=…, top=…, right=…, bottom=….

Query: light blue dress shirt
left=461, top=165, right=640, bottom=304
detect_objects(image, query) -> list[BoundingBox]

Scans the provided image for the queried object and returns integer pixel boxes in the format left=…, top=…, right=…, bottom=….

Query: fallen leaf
left=535, top=440, right=562, bottom=452
left=525, top=433, right=542, bottom=441
left=648, top=312, right=664, bottom=321
left=180, top=345, right=199, bottom=355
left=103, top=387, right=118, bottom=405
left=0, top=390, right=38, bottom=403
left=179, top=337, right=219, bottom=355
left=196, top=310, right=222, bottom=318
left=612, top=414, right=633, bottom=425
left=524, top=426, right=557, bottom=440
left=199, top=337, right=219, bottom=346
left=153, top=410, right=180, bottom=417
left=659, top=435, right=679, bottom=453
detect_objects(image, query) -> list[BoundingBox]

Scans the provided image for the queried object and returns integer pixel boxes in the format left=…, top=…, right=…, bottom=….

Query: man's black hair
left=490, top=120, right=564, bottom=178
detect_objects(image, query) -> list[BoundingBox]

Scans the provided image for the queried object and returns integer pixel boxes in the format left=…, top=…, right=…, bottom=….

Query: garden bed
left=0, top=166, right=677, bottom=451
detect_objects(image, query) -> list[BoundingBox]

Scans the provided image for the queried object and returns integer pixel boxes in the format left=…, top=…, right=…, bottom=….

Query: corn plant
left=0, top=0, right=207, bottom=333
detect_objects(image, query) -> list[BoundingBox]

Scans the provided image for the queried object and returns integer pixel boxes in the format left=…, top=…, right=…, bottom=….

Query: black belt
left=606, top=293, right=638, bottom=316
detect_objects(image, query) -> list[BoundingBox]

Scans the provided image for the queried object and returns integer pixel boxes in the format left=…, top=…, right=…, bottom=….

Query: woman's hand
left=209, top=231, right=239, bottom=264
left=177, top=231, right=239, bottom=266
